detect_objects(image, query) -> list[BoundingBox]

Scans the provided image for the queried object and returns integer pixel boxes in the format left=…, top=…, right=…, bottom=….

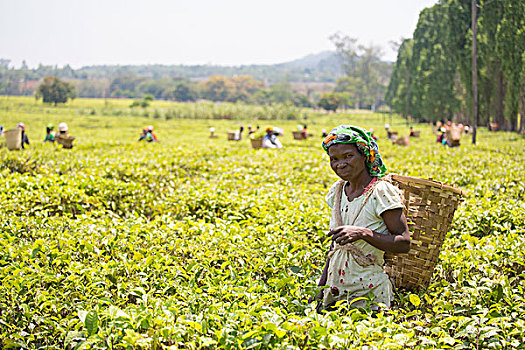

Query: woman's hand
left=328, top=225, right=372, bottom=246
left=327, top=209, right=411, bottom=253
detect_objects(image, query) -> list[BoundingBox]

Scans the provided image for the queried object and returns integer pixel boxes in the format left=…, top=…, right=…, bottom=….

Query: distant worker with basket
left=315, top=125, right=411, bottom=311
left=17, top=123, right=30, bottom=149
left=55, top=123, right=75, bottom=149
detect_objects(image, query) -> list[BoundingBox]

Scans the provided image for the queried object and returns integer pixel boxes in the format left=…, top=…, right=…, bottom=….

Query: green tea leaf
left=85, top=311, right=98, bottom=336
left=409, top=294, right=421, bottom=308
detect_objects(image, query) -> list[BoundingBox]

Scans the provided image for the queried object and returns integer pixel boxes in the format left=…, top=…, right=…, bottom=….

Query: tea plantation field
left=1, top=97, right=524, bottom=349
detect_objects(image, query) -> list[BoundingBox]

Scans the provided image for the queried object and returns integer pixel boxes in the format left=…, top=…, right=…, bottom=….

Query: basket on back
left=292, top=131, right=306, bottom=140
left=4, top=128, right=22, bottom=150
left=384, top=174, right=464, bottom=290
left=56, top=134, right=75, bottom=149
left=446, top=127, right=461, bottom=146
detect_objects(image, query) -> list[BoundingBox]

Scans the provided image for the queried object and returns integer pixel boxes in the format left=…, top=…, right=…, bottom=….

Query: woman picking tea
left=316, top=125, right=411, bottom=311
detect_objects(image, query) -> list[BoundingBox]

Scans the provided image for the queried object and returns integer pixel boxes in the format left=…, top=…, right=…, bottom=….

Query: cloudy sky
left=0, top=0, right=438, bottom=68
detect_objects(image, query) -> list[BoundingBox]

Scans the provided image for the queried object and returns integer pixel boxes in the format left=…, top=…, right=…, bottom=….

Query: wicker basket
left=227, top=132, right=236, bottom=141
left=250, top=138, right=263, bottom=149
left=447, top=127, right=461, bottom=142
left=292, top=131, right=305, bottom=140
left=396, top=135, right=410, bottom=146
left=4, top=128, right=22, bottom=150
left=56, top=135, right=75, bottom=149
left=384, top=174, right=464, bottom=290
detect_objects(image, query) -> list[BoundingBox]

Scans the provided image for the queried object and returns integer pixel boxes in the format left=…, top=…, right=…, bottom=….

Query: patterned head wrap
left=322, top=125, right=387, bottom=177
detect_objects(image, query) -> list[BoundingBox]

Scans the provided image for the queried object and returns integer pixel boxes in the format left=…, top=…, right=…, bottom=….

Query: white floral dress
left=322, top=180, right=403, bottom=309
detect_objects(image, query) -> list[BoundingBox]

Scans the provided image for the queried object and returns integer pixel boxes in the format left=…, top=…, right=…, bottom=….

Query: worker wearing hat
left=262, top=126, right=283, bottom=149
left=44, top=124, right=55, bottom=142
left=17, top=123, right=30, bottom=149
left=55, top=123, right=75, bottom=149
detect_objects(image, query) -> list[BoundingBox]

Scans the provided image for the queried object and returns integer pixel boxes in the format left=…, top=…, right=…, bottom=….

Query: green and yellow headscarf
left=322, top=125, right=387, bottom=177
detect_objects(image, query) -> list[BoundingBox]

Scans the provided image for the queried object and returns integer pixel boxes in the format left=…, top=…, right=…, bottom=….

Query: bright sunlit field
left=1, top=96, right=524, bottom=349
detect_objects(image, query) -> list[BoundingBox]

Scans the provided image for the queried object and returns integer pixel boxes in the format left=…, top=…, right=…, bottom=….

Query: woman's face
left=328, top=143, right=368, bottom=182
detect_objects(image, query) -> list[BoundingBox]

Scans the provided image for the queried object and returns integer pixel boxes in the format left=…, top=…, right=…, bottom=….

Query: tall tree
left=36, top=76, right=75, bottom=106
left=385, top=39, right=413, bottom=118
left=201, top=75, right=235, bottom=102
left=387, top=0, right=524, bottom=133
left=410, top=4, right=459, bottom=121
left=496, top=0, right=525, bottom=131
left=330, top=33, right=359, bottom=78
left=165, top=81, right=199, bottom=102
left=230, top=75, right=264, bottom=102
left=330, top=33, right=389, bottom=108
left=477, top=0, right=505, bottom=128
left=318, top=92, right=341, bottom=112
left=471, top=0, right=479, bottom=143
left=334, top=76, right=363, bottom=109
left=447, top=0, right=473, bottom=123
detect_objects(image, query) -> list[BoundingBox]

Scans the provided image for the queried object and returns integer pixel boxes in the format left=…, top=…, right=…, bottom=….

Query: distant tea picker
left=262, top=127, right=283, bottom=149
left=17, top=123, right=30, bottom=149
left=2, top=123, right=30, bottom=150
left=44, top=124, right=55, bottom=143
left=138, top=125, right=158, bottom=142
left=313, top=125, right=464, bottom=312
left=55, top=123, right=75, bottom=149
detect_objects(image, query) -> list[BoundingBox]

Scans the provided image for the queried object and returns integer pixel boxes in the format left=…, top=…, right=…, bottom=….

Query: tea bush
left=0, top=97, right=524, bottom=349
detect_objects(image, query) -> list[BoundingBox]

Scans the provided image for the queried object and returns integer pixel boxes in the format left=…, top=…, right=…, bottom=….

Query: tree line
left=0, top=45, right=394, bottom=111
left=108, top=74, right=315, bottom=107
left=30, top=74, right=318, bottom=108
left=324, top=33, right=393, bottom=111
left=386, top=0, right=525, bottom=132
left=0, top=53, right=341, bottom=98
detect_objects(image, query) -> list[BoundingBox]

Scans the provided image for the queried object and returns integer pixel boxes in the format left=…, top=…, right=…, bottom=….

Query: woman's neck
left=346, top=172, right=373, bottom=195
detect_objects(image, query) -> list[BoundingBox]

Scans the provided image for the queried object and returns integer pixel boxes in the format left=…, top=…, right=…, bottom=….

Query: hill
left=67, top=51, right=344, bottom=83
left=1, top=51, right=343, bottom=87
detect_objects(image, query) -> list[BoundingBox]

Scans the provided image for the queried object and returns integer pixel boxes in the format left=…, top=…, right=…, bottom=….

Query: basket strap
left=329, top=179, right=380, bottom=267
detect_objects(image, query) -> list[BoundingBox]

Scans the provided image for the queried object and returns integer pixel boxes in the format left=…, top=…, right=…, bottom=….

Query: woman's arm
left=328, top=208, right=411, bottom=253
left=318, top=257, right=330, bottom=286
left=309, top=241, right=334, bottom=303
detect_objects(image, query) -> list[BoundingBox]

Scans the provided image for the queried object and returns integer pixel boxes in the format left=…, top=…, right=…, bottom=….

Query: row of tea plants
left=2, top=96, right=301, bottom=121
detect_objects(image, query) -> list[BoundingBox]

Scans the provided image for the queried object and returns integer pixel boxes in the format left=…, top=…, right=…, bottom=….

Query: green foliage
left=318, top=92, right=341, bottom=112
left=201, top=75, right=234, bottom=102
left=0, top=53, right=343, bottom=98
left=388, top=0, right=525, bottom=130
left=495, top=0, right=525, bottom=131
left=0, top=96, right=524, bottom=348
left=143, top=94, right=154, bottom=102
left=330, top=33, right=391, bottom=108
left=385, top=39, right=413, bottom=117
left=411, top=4, right=459, bottom=121
left=446, top=0, right=473, bottom=113
left=165, top=81, right=199, bottom=102
left=36, top=76, right=76, bottom=106
left=334, top=76, right=362, bottom=109
left=162, top=101, right=300, bottom=120
left=129, top=98, right=150, bottom=109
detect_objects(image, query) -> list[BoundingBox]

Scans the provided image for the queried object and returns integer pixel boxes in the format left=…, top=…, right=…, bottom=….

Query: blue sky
left=0, top=0, right=438, bottom=68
